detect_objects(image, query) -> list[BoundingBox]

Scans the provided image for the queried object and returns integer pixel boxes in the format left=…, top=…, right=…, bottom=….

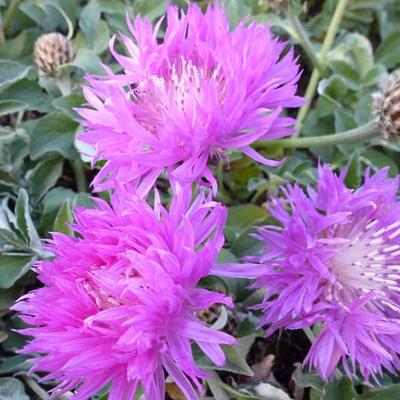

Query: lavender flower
left=212, top=165, right=400, bottom=381
left=77, top=2, right=302, bottom=194
left=13, top=187, right=235, bottom=400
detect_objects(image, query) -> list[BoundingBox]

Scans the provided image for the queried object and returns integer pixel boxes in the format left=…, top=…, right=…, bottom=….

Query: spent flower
left=373, top=71, right=400, bottom=140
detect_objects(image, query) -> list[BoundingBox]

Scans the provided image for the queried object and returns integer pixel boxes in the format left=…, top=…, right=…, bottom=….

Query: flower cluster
left=14, top=188, right=235, bottom=400
left=77, top=2, right=302, bottom=194
left=213, top=165, right=400, bottom=381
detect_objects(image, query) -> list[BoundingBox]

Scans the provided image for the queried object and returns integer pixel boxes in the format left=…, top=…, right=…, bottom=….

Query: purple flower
left=212, top=165, right=400, bottom=381
left=77, top=2, right=302, bottom=194
left=13, top=187, right=235, bottom=400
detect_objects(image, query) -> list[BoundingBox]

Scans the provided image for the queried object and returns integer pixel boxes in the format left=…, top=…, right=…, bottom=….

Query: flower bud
left=34, top=32, right=73, bottom=76
left=373, top=71, right=400, bottom=140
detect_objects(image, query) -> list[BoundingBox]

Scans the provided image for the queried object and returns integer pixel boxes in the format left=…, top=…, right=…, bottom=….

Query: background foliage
left=0, top=0, right=400, bottom=399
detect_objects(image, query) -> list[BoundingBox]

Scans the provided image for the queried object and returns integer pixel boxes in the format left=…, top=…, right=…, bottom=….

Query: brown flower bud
left=373, top=71, right=400, bottom=140
left=34, top=32, right=73, bottom=76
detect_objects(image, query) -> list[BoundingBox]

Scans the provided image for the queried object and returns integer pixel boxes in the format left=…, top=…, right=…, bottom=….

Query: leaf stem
left=286, top=7, right=322, bottom=72
left=255, top=121, right=378, bottom=149
left=295, top=0, right=349, bottom=133
left=54, top=76, right=72, bottom=97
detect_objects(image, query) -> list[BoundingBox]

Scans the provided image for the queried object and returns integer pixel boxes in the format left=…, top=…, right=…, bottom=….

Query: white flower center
left=326, top=219, right=400, bottom=307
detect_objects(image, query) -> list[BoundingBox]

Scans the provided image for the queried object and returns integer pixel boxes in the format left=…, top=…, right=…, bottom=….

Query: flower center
left=327, top=219, right=400, bottom=305
left=133, top=58, right=226, bottom=130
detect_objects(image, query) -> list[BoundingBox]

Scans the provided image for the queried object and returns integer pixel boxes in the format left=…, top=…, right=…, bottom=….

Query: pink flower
left=13, top=187, right=235, bottom=399
left=78, top=2, right=302, bottom=194
left=212, top=165, right=400, bottom=381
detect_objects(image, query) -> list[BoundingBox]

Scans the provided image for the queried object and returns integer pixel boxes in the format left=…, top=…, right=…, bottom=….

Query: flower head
left=212, top=165, right=400, bottom=381
left=373, top=70, right=400, bottom=140
left=13, top=187, right=235, bottom=400
left=77, top=2, right=302, bottom=194
left=34, top=32, right=73, bottom=76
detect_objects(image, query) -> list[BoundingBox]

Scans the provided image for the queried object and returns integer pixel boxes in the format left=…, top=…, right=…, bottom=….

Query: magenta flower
left=212, top=165, right=400, bottom=381
left=13, top=187, right=235, bottom=400
left=77, top=2, right=302, bottom=194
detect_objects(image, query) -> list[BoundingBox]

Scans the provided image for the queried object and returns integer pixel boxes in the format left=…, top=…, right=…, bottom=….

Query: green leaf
left=30, top=112, right=78, bottom=160
left=0, top=287, right=23, bottom=315
left=323, top=377, right=356, bottom=400
left=54, top=201, right=74, bottom=236
left=40, top=187, right=75, bottom=232
left=20, top=0, right=64, bottom=30
left=196, top=344, right=253, bottom=376
left=318, top=75, right=349, bottom=102
left=217, top=248, right=239, bottom=263
left=0, top=79, right=53, bottom=113
left=78, top=0, right=110, bottom=54
left=0, top=229, right=26, bottom=251
left=98, top=0, right=126, bottom=15
left=217, top=382, right=263, bottom=400
left=297, top=373, right=325, bottom=391
left=207, top=372, right=230, bottom=400
left=362, top=65, right=388, bottom=88
left=344, top=151, right=361, bottom=189
left=80, top=0, right=101, bottom=44
left=360, top=149, right=399, bottom=177
left=0, top=31, right=34, bottom=61
left=0, top=355, right=30, bottom=374
left=225, top=205, right=267, bottom=242
left=27, top=158, right=64, bottom=202
left=0, top=60, right=31, bottom=90
left=349, top=33, right=374, bottom=77
left=0, top=377, right=29, bottom=400
left=0, top=100, right=26, bottom=115
left=15, top=189, right=42, bottom=251
left=67, top=48, right=104, bottom=74
left=376, top=30, right=400, bottom=69
left=0, top=255, right=33, bottom=289
left=225, top=0, right=251, bottom=27
left=327, top=60, right=359, bottom=90
left=358, top=384, right=400, bottom=399
left=133, top=0, right=167, bottom=21
left=329, top=33, right=374, bottom=77
left=53, top=93, right=84, bottom=119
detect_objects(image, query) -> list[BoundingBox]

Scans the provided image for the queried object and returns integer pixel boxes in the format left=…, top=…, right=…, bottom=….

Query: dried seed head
left=373, top=71, right=400, bottom=140
left=34, top=33, right=73, bottom=76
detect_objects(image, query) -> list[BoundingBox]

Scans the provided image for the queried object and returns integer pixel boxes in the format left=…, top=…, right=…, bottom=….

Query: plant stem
left=23, top=377, right=49, bottom=400
left=286, top=8, right=322, bottom=73
left=54, top=76, right=71, bottom=97
left=71, top=159, right=86, bottom=193
left=255, top=121, right=378, bottom=149
left=295, top=0, right=349, bottom=133
left=303, top=327, right=315, bottom=343
left=2, top=0, right=21, bottom=32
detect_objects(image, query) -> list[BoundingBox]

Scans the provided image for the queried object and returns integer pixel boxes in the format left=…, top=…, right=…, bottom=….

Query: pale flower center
left=133, top=58, right=226, bottom=131
left=326, top=219, right=400, bottom=305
